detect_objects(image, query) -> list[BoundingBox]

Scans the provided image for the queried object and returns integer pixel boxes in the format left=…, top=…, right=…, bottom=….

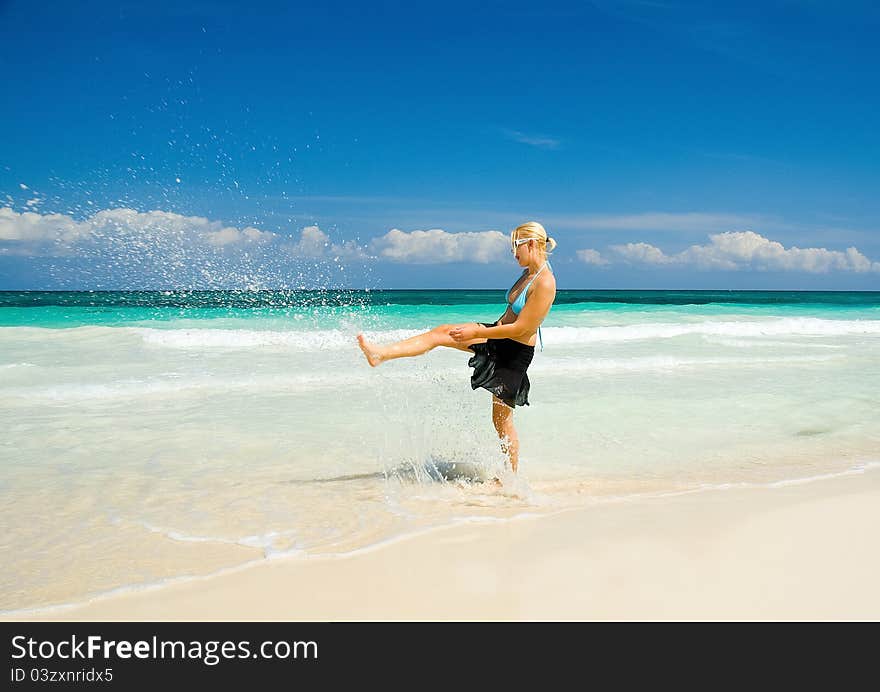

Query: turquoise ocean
left=2, top=289, right=880, bottom=613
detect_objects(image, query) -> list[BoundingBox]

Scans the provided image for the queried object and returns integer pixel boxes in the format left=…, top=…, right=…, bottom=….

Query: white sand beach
left=6, top=466, right=879, bottom=622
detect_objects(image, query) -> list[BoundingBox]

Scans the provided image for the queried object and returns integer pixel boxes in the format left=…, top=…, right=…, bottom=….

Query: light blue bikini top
left=505, top=261, right=551, bottom=350
left=505, top=261, right=550, bottom=314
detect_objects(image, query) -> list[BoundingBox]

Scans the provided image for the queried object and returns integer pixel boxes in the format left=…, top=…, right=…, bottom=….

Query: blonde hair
left=511, top=221, right=557, bottom=258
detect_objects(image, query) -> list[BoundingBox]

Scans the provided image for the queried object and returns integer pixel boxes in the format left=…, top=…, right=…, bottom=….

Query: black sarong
left=467, top=322, right=535, bottom=407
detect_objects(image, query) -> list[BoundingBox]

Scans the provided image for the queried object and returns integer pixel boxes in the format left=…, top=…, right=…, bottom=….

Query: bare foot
left=357, top=333, right=383, bottom=367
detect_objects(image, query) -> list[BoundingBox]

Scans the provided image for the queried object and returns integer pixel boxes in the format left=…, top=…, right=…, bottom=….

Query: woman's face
left=512, top=236, right=533, bottom=266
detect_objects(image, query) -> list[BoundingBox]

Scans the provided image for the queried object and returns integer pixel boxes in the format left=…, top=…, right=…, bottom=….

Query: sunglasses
left=511, top=237, right=532, bottom=252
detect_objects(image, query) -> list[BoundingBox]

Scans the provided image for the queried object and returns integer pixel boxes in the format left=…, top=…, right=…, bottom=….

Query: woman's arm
left=450, top=280, right=555, bottom=342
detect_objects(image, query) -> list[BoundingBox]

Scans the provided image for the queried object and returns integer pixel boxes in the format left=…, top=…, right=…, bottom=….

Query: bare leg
left=492, top=395, right=519, bottom=473
left=357, top=324, right=484, bottom=367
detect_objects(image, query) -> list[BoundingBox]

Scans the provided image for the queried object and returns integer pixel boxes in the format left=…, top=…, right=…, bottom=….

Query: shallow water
left=2, top=289, right=879, bottom=612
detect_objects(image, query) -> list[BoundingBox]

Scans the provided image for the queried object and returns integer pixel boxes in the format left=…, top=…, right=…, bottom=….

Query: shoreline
left=5, top=465, right=879, bottom=621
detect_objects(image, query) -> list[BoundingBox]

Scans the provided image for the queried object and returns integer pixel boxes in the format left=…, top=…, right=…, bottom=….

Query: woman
left=357, top=221, right=557, bottom=474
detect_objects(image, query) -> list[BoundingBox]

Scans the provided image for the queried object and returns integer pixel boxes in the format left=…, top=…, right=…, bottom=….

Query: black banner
left=1, top=620, right=867, bottom=688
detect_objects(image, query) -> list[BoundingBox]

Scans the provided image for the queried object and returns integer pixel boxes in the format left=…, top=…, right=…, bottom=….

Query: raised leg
left=357, top=324, right=485, bottom=367
left=492, top=395, right=519, bottom=473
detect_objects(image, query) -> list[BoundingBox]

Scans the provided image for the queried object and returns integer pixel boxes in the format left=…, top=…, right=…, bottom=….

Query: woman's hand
left=448, top=324, right=479, bottom=342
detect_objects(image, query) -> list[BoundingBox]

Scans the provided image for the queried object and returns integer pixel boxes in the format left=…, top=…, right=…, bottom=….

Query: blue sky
left=1, top=0, right=878, bottom=290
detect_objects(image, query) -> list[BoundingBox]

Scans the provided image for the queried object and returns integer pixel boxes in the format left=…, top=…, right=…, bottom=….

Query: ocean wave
left=699, top=336, right=842, bottom=349
left=2, top=372, right=359, bottom=402
left=137, top=318, right=880, bottom=350
left=4, top=352, right=847, bottom=403
left=139, top=522, right=303, bottom=558
left=2, top=316, right=879, bottom=354
left=545, top=318, right=880, bottom=344
left=685, top=460, right=880, bottom=492
left=529, top=354, right=841, bottom=374
left=133, top=326, right=384, bottom=351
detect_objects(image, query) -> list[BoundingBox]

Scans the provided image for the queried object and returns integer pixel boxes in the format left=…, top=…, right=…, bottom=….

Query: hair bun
left=546, top=236, right=557, bottom=252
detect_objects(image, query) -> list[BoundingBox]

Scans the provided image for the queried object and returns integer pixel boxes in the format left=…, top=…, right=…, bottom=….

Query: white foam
left=3, top=372, right=359, bottom=402
left=544, top=318, right=880, bottom=345
left=4, top=317, right=879, bottom=354
left=642, top=460, right=880, bottom=495
left=765, top=460, right=880, bottom=487
left=700, top=336, right=842, bottom=349
left=133, top=326, right=421, bottom=351
left=140, top=522, right=301, bottom=558
left=529, top=354, right=840, bottom=374
left=134, top=318, right=880, bottom=351
left=2, top=349, right=850, bottom=402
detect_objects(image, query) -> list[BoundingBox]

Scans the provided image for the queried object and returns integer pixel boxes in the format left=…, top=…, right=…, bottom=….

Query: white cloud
left=502, top=129, right=561, bottom=150
left=0, top=206, right=379, bottom=286
left=290, top=225, right=330, bottom=257
left=576, top=248, right=610, bottom=266
left=282, top=225, right=370, bottom=260
left=0, top=207, right=283, bottom=256
left=369, top=228, right=509, bottom=264
left=0, top=209, right=508, bottom=268
left=0, top=207, right=365, bottom=258
left=0, top=207, right=89, bottom=255
left=0, top=207, right=381, bottom=288
left=203, top=225, right=276, bottom=247
left=609, top=231, right=880, bottom=273
left=86, top=208, right=281, bottom=249
left=612, top=241, right=675, bottom=266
